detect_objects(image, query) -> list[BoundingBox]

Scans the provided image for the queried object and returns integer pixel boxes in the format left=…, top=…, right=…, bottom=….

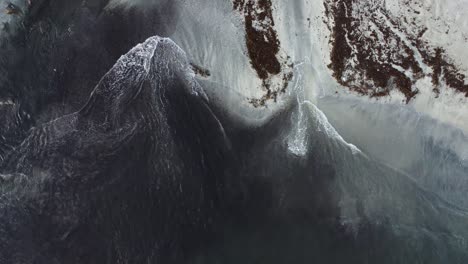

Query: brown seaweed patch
left=248, top=71, right=294, bottom=108
left=425, top=48, right=468, bottom=97
left=190, top=63, right=211, bottom=78
left=234, top=0, right=281, bottom=80
left=326, top=0, right=422, bottom=102
left=233, top=0, right=293, bottom=107
left=327, top=0, right=353, bottom=85
left=444, top=66, right=468, bottom=97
